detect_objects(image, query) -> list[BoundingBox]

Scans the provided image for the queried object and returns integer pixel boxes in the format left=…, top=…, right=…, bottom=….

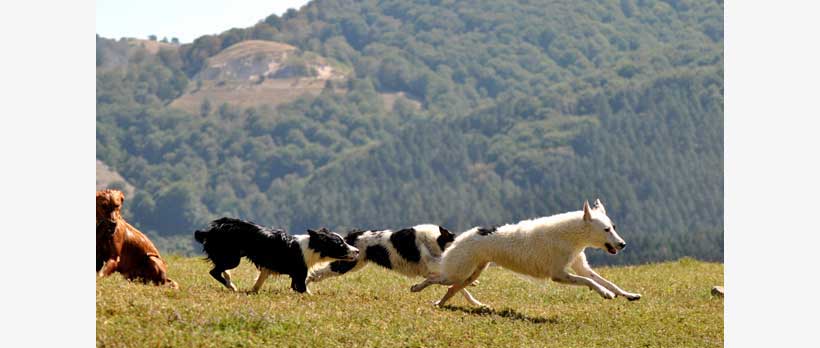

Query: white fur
left=417, top=200, right=642, bottom=307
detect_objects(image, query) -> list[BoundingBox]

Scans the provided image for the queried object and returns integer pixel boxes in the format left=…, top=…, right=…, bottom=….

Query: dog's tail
left=194, top=230, right=208, bottom=244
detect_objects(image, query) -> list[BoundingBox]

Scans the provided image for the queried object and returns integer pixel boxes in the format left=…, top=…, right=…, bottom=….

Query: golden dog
left=96, top=189, right=178, bottom=288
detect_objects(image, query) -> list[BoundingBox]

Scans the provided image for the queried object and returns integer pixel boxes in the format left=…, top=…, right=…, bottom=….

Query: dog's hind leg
left=571, top=253, right=641, bottom=301
left=435, top=283, right=467, bottom=307
left=457, top=264, right=488, bottom=307
left=209, top=256, right=240, bottom=291
left=222, top=271, right=238, bottom=292
left=434, top=264, right=486, bottom=307
left=209, top=268, right=235, bottom=291
left=210, top=255, right=242, bottom=291
left=250, top=268, right=272, bottom=293
left=459, top=289, right=486, bottom=307
left=145, top=255, right=177, bottom=289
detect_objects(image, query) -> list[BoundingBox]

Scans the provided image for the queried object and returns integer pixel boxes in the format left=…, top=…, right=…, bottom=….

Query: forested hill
left=96, top=0, right=723, bottom=265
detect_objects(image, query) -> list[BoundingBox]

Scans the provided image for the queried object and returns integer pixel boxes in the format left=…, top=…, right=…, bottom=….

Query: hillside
left=170, top=40, right=348, bottom=113
left=96, top=0, right=723, bottom=264
left=96, top=159, right=134, bottom=197
left=96, top=258, right=724, bottom=347
left=96, top=36, right=178, bottom=70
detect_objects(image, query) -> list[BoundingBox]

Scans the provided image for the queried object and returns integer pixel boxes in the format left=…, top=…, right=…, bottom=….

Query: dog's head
left=582, top=198, right=627, bottom=255
left=96, top=189, right=125, bottom=222
left=308, top=227, right=359, bottom=262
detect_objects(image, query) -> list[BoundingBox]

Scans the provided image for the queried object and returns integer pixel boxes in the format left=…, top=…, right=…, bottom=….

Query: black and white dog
left=307, top=224, right=477, bottom=299
left=194, top=217, right=359, bottom=294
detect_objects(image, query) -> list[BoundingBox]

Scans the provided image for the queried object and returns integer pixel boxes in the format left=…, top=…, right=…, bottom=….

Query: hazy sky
left=96, top=0, right=312, bottom=43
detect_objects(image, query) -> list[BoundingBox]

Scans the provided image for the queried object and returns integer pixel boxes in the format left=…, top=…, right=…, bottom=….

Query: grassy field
left=96, top=257, right=723, bottom=347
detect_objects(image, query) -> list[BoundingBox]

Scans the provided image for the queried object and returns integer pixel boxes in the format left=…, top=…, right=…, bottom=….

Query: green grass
left=96, top=257, right=723, bottom=347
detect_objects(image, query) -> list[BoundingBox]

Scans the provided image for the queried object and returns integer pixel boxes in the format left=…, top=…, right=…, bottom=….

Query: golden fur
left=96, top=189, right=178, bottom=288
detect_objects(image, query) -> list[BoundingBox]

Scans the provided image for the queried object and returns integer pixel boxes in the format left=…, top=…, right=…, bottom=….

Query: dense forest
left=96, top=0, right=723, bottom=265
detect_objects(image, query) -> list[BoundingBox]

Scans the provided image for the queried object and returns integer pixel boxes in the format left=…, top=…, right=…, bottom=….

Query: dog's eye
left=604, top=227, right=611, bottom=232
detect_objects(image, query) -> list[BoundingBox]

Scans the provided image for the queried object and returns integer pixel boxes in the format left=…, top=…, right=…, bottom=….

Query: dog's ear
left=309, top=228, right=330, bottom=237
left=115, top=191, right=125, bottom=208
left=593, top=198, right=605, bottom=214
left=583, top=200, right=592, bottom=222
left=439, top=226, right=453, bottom=236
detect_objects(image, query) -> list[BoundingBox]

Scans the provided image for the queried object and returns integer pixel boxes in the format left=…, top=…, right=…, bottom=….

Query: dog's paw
left=410, top=283, right=425, bottom=292
left=625, top=293, right=642, bottom=301
left=470, top=280, right=480, bottom=287
left=600, top=290, right=616, bottom=299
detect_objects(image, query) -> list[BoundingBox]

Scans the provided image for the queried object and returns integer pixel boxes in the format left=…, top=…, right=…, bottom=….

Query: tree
left=200, top=98, right=212, bottom=117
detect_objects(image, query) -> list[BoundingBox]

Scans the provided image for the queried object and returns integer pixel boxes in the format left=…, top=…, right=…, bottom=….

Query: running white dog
left=411, top=199, right=642, bottom=307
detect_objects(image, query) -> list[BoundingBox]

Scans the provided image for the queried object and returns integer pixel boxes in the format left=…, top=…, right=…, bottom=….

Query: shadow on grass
left=439, top=305, right=559, bottom=324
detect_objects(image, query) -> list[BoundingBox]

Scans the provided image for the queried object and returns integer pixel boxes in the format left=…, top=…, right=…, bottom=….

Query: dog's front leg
left=580, top=269, right=641, bottom=301
left=290, top=272, right=310, bottom=294
left=98, top=257, right=119, bottom=277
left=598, top=274, right=640, bottom=300
left=571, top=254, right=641, bottom=301
left=551, top=272, right=615, bottom=299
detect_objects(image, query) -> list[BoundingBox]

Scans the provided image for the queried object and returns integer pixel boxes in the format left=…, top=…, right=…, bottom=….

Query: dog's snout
left=350, top=247, right=360, bottom=255
left=618, top=242, right=626, bottom=249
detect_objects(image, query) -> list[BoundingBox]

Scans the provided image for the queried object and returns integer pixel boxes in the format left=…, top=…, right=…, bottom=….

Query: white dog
left=411, top=199, right=642, bottom=307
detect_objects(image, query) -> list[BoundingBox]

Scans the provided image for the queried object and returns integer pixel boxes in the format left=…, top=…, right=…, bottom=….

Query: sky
left=96, top=0, right=312, bottom=43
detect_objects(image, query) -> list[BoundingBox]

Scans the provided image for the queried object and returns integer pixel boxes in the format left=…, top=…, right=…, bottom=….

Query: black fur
left=193, top=217, right=351, bottom=293
left=343, top=229, right=367, bottom=246
left=436, top=226, right=455, bottom=251
left=194, top=230, right=207, bottom=244
left=477, top=225, right=498, bottom=236
left=366, top=245, right=393, bottom=269
left=329, top=260, right=358, bottom=274
left=326, top=230, right=367, bottom=274
left=390, top=228, right=421, bottom=263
